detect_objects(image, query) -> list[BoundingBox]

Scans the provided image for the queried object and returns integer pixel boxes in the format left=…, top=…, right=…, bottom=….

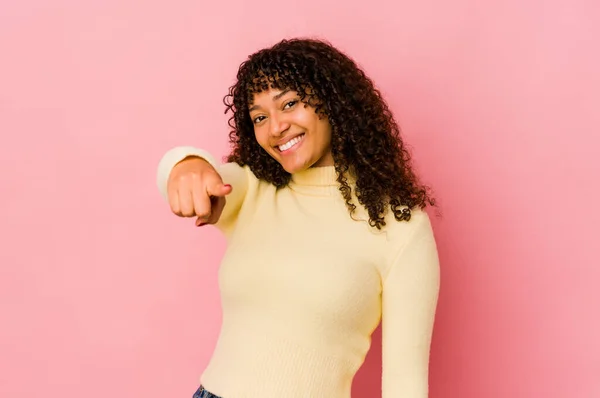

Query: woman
left=156, top=38, right=440, bottom=398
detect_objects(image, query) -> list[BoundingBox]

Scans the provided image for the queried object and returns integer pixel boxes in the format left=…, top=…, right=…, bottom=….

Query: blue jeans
left=192, top=385, right=221, bottom=398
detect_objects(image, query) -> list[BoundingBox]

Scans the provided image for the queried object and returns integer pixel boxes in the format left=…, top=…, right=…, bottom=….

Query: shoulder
left=378, top=207, right=438, bottom=280
left=382, top=206, right=434, bottom=245
left=217, top=162, right=262, bottom=187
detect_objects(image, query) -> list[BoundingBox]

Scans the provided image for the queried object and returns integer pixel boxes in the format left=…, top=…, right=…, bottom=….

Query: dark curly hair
left=224, top=37, right=435, bottom=229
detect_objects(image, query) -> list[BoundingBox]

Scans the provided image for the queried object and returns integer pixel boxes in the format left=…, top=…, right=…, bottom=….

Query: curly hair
left=223, top=38, right=435, bottom=229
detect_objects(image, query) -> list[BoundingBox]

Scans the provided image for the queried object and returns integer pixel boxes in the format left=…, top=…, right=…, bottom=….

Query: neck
left=290, top=165, right=338, bottom=187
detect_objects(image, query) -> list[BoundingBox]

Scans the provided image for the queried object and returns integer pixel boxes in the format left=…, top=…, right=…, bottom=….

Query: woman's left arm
left=381, top=211, right=441, bottom=398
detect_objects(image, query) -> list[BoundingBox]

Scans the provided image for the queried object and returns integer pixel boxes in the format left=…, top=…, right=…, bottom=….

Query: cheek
left=317, top=120, right=332, bottom=143
left=310, top=112, right=329, bottom=133
left=254, top=128, right=270, bottom=151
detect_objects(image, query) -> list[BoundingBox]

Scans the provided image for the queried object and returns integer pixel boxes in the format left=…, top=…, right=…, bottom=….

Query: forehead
left=251, top=88, right=292, bottom=103
left=245, top=71, right=313, bottom=109
left=248, top=88, right=296, bottom=112
left=247, top=70, right=306, bottom=103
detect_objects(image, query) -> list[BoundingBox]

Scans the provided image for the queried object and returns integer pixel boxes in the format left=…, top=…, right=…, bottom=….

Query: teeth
left=278, top=134, right=304, bottom=151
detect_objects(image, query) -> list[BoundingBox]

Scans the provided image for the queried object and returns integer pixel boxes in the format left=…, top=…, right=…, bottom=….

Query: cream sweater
left=157, top=146, right=440, bottom=398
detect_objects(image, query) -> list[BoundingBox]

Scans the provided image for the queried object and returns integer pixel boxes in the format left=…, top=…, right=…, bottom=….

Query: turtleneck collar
left=290, top=165, right=338, bottom=187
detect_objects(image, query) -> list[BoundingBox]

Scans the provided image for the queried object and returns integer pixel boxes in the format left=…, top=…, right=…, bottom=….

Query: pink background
left=1, top=1, right=599, bottom=397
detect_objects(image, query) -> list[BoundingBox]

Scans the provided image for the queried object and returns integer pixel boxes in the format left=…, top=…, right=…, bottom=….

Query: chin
left=279, top=159, right=312, bottom=174
left=281, top=164, right=305, bottom=174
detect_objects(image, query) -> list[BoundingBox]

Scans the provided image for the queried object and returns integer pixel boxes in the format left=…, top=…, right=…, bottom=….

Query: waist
left=200, top=329, right=361, bottom=398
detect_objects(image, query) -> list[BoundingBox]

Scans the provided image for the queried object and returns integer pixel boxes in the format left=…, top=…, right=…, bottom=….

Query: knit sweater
left=157, top=146, right=440, bottom=398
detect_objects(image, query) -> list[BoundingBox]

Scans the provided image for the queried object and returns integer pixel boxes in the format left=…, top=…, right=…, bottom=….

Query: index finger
left=205, top=174, right=232, bottom=197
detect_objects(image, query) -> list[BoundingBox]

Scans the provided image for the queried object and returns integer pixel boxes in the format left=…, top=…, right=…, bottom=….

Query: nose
left=269, top=113, right=291, bottom=137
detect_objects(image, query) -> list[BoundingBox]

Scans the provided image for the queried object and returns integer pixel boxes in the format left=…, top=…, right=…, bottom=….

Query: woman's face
left=249, top=88, right=333, bottom=174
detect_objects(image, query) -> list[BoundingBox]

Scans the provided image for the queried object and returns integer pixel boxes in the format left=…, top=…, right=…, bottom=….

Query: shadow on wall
left=352, top=324, right=382, bottom=395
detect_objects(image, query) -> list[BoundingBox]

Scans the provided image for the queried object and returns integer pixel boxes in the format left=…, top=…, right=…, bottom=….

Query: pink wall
left=1, top=1, right=598, bottom=397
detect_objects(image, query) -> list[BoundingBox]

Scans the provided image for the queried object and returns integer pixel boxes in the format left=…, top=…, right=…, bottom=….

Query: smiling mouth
left=277, top=133, right=305, bottom=152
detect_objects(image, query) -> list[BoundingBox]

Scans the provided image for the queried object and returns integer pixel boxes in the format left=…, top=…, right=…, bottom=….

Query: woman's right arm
left=156, top=146, right=250, bottom=235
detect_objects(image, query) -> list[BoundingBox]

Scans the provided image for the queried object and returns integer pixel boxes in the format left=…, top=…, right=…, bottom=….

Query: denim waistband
left=192, top=385, right=221, bottom=398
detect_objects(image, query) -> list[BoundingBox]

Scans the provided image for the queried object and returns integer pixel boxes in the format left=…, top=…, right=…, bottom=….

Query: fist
left=167, top=156, right=232, bottom=226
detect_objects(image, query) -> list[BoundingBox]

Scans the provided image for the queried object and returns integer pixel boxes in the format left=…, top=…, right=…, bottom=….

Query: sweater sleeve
left=381, top=212, right=440, bottom=397
left=156, top=146, right=250, bottom=236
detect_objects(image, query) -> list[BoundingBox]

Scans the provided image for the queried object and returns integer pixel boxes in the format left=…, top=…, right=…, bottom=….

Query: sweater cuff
left=156, top=146, right=219, bottom=202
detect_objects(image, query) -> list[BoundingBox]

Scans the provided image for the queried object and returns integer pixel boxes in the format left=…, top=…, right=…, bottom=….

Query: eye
left=283, top=100, right=298, bottom=110
left=253, top=115, right=266, bottom=124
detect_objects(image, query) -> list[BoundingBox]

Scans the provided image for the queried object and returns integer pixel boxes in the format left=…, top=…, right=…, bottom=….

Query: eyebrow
left=248, top=89, right=291, bottom=112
